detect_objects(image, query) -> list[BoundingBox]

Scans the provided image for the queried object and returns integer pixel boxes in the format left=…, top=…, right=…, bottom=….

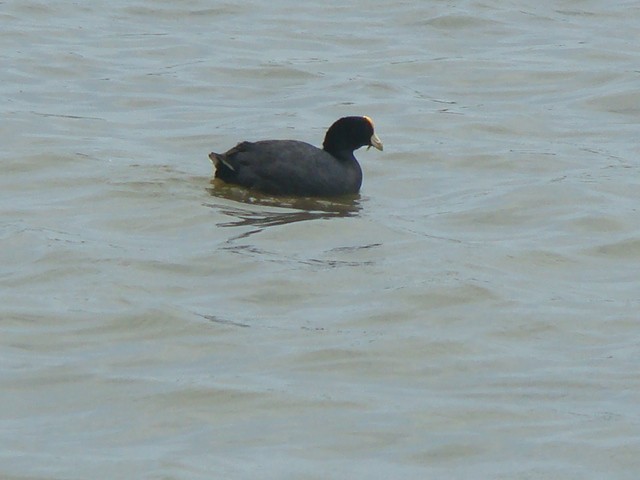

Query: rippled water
left=2, top=1, right=640, bottom=478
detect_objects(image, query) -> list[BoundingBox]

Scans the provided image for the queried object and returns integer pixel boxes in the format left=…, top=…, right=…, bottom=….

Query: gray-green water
left=2, top=1, right=640, bottom=478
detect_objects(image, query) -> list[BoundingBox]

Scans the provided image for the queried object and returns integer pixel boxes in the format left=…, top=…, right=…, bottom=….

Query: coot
left=209, top=116, right=383, bottom=196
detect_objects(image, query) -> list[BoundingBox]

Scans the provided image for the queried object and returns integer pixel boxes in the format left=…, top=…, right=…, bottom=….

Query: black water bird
left=209, top=116, right=383, bottom=196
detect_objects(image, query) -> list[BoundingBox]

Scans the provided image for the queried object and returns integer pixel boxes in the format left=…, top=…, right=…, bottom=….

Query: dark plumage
left=208, top=116, right=383, bottom=197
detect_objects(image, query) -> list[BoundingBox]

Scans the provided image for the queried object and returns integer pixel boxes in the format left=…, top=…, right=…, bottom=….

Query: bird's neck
left=323, top=146, right=356, bottom=163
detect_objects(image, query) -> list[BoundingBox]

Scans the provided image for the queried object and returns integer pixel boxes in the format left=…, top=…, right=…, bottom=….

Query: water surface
left=2, top=1, right=640, bottom=478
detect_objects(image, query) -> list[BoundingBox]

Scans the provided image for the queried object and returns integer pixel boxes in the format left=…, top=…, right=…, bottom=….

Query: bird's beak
left=368, top=132, right=384, bottom=151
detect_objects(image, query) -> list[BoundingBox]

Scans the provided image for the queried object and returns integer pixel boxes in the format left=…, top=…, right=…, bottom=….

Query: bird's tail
left=208, top=152, right=235, bottom=172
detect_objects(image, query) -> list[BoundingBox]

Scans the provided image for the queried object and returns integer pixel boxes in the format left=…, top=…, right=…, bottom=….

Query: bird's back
left=210, top=140, right=361, bottom=196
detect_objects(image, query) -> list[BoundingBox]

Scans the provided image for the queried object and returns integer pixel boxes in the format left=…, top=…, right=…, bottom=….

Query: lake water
left=2, top=1, right=640, bottom=478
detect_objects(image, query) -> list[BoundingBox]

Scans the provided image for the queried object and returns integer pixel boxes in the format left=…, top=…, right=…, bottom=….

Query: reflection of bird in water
left=203, top=183, right=377, bottom=272
left=204, top=188, right=362, bottom=240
